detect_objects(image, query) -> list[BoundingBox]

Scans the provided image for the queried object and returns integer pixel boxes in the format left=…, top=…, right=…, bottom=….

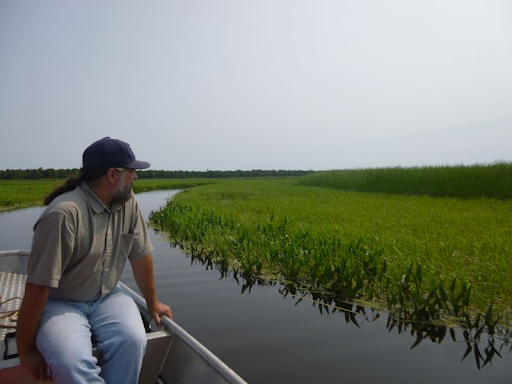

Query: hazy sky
left=1, top=1, right=511, bottom=171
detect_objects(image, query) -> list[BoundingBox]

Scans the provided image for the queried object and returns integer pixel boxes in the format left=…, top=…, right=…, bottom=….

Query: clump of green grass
left=300, top=162, right=512, bottom=199
left=149, top=177, right=512, bottom=328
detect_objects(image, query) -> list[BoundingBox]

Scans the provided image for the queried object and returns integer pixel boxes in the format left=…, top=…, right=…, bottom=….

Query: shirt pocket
left=119, top=233, right=135, bottom=258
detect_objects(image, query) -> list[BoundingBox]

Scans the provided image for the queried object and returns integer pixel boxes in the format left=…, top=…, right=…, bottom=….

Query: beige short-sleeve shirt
left=28, top=182, right=153, bottom=301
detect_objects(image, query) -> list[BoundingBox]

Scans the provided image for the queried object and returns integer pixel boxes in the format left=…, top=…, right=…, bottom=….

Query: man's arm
left=16, top=283, right=52, bottom=382
left=130, top=253, right=173, bottom=326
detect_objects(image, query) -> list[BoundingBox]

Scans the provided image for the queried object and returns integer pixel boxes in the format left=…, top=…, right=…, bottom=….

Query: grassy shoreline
left=150, top=176, right=512, bottom=328
left=0, top=178, right=214, bottom=211
left=0, top=179, right=61, bottom=211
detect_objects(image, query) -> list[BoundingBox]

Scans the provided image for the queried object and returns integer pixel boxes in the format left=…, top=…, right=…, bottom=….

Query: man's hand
left=19, top=346, right=52, bottom=382
left=148, top=300, right=173, bottom=327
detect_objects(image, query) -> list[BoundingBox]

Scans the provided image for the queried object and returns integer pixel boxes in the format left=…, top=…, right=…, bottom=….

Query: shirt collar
left=80, top=182, right=124, bottom=213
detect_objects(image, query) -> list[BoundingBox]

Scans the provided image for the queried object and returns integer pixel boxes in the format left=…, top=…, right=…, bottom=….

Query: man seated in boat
left=16, top=137, right=173, bottom=383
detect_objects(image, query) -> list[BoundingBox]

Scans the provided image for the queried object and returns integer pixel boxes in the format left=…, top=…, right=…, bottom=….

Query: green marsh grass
left=150, top=177, right=512, bottom=327
left=0, top=180, right=59, bottom=210
left=300, top=162, right=512, bottom=199
left=132, top=178, right=216, bottom=193
left=0, top=178, right=213, bottom=210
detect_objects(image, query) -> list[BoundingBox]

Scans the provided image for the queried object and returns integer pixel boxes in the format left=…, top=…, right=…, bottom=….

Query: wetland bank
left=2, top=163, right=512, bottom=326
left=2, top=163, right=512, bottom=382
left=150, top=163, right=512, bottom=328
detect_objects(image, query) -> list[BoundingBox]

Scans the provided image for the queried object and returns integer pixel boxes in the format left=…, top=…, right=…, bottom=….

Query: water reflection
left=183, top=249, right=512, bottom=371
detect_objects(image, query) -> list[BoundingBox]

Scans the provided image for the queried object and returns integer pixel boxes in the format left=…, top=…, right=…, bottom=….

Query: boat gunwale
left=0, top=250, right=246, bottom=384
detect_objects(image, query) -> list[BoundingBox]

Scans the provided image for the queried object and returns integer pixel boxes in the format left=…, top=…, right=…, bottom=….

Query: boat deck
left=0, top=271, right=25, bottom=360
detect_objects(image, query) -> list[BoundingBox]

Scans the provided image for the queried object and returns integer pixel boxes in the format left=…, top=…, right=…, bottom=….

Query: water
left=1, top=190, right=512, bottom=383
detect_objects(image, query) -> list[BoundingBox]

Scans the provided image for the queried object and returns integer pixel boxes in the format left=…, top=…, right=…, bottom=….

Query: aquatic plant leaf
left=463, top=283, right=472, bottom=306
left=473, top=313, right=481, bottom=329
left=382, top=260, right=387, bottom=275
left=490, top=343, right=502, bottom=359
left=464, top=315, right=472, bottom=329
left=410, top=331, right=424, bottom=350
left=415, top=264, right=422, bottom=284
left=404, top=262, right=414, bottom=285
left=426, top=287, right=437, bottom=302
left=450, top=278, right=457, bottom=295
left=461, top=344, right=472, bottom=362
left=348, top=312, right=361, bottom=328
left=438, top=283, right=447, bottom=302
left=485, top=304, right=493, bottom=327
left=449, top=328, right=456, bottom=342
left=474, top=345, right=482, bottom=370
left=356, top=306, right=366, bottom=315
left=387, top=316, right=396, bottom=333
left=483, top=346, right=495, bottom=368
left=437, top=327, right=447, bottom=343
left=474, top=326, right=485, bottom=341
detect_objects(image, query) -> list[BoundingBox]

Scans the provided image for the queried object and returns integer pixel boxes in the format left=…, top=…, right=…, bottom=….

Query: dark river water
left=1, top=190, right=511, bottom=383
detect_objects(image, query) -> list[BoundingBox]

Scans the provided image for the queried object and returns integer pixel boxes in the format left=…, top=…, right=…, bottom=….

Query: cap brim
left=126, top=160, right=150, bottom=169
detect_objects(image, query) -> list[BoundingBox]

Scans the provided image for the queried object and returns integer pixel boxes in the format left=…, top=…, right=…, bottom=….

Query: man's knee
left=118, top=320, right=147, bottom=352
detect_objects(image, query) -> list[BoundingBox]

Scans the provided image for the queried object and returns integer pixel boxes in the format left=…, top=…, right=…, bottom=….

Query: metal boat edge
left=0, top=250, right=247, bottom=384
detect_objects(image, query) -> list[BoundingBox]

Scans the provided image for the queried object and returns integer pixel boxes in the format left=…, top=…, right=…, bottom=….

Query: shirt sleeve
left=128, top=200, right=154, bottom=261
left=27, top=211, right=76, bottom=287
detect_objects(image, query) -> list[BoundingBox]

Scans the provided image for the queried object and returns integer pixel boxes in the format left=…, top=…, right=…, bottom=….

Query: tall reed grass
left=300, top=162, right=512, bottom=199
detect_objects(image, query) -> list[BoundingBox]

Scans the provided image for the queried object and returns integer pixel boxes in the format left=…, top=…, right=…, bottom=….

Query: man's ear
left=105, top=168, right=117, bottom=184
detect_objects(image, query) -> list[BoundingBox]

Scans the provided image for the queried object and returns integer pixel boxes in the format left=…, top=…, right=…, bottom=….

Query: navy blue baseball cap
left=83, top=137, right=150, bottom=170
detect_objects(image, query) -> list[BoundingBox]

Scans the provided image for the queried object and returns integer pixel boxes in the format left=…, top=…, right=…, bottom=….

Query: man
left=16, top=137, right=172, bottom=383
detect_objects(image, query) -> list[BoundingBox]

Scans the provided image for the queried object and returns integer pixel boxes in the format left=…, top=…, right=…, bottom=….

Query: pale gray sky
left=1, top=0, right=511, bottom=171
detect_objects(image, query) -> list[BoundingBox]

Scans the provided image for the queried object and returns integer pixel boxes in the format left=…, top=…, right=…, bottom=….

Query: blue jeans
left=36, top=286, right=147, bottom=384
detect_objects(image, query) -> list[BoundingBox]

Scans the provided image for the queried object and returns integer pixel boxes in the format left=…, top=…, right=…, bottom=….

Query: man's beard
left=112, top=180, right=133, bottom=205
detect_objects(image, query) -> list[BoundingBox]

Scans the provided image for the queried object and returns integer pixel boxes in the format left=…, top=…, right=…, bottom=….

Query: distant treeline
left=0, top=168, right=314, bottom=180
left=0, top=168, right=76, bottom=179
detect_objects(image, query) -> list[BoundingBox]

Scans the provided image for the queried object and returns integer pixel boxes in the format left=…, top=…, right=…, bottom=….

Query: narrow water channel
left=1, top=190, right=511, bottom=383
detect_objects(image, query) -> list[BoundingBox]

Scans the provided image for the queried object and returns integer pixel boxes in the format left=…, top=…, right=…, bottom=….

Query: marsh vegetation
left=0, top=178, right=213, bottom=210
left=149, top=163, right=512, bottom=331
left=3, top=163, right=511, bottom=331
left=300, top=161, right=512, bottom=199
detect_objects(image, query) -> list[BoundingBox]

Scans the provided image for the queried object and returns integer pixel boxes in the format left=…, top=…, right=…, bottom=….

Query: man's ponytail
left=44, top=168, right=106, bottom=205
